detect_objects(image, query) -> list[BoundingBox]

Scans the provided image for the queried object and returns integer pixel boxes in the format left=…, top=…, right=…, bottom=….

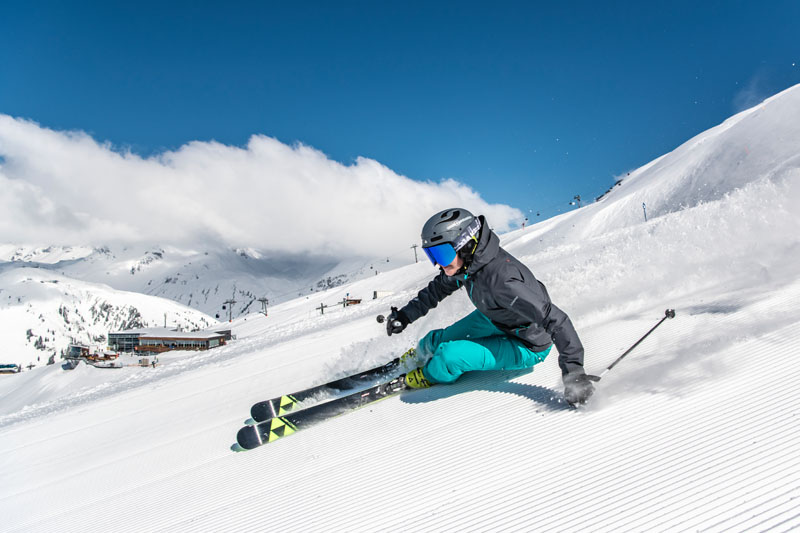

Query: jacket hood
left=465, top=215, right=500, bottom=275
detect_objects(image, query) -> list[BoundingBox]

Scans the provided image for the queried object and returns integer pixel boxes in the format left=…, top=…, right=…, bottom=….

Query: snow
left=0, top=244, right=414, bottom=368
left=0, top=267, right=218, bottom=368
left=1, top=84, right=800, bottom=531
left=0, top=243, right=390, bottom=317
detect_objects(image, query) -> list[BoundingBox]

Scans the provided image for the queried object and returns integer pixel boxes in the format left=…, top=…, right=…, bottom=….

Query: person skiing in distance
left=386, top=207, right=595, bottom=407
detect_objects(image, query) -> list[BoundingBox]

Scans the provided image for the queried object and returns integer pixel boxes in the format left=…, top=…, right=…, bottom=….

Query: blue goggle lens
left=423, top=243, right=457, bottom=266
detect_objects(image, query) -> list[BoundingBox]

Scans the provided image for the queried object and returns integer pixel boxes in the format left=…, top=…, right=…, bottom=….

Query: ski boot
left=404, top=367, right=433, bottom=389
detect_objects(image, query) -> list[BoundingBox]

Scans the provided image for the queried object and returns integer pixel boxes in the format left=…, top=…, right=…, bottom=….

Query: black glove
left=386, top=306, right=409, bottom=336
left=563, top=372, right=597, bottom=407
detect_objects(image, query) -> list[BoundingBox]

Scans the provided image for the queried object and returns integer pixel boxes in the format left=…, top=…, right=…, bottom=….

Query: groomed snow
left=1, top=84, right=799, bottom=532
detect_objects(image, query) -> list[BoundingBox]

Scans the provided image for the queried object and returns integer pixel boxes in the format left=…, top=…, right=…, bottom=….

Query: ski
left=248, top=348, right=417, bottom=423
left=236, top=374, right=413, bottom=450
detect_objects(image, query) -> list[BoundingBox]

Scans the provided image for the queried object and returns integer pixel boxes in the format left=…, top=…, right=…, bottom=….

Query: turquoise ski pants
left=418, top=310, right=552, bottom=384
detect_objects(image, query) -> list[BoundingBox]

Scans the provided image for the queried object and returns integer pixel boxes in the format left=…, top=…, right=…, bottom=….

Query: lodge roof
left=108, top=327, right=226, bottom=340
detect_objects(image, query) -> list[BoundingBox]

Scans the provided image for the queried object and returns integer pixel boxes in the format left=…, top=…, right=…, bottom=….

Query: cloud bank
left=0, top=115, right=522, bottom=257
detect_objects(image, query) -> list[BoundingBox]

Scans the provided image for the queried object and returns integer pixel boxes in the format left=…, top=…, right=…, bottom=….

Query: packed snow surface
left=1, top=85, right=799, bottom=531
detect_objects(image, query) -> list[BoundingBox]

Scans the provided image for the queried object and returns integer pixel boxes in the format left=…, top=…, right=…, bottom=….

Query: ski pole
left=589, top=309, right=676, bottom=382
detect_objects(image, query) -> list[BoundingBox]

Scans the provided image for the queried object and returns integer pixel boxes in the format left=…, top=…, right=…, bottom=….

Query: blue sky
left=2, top=1, right=799, bottom=220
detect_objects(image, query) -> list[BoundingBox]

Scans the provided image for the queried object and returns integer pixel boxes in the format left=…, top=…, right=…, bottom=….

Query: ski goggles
left=423, top=243, right=457, bottom=267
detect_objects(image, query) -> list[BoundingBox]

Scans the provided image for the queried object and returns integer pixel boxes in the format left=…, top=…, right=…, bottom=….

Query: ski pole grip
left=376, top=314, right=403, bottom=328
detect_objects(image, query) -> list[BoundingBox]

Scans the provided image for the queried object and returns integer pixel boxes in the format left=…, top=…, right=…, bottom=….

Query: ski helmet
left=420, top=208, right=482, bottom=266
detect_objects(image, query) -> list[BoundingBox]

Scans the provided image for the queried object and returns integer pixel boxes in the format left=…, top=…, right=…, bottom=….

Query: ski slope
left=1, top=85, right=799, bottom=532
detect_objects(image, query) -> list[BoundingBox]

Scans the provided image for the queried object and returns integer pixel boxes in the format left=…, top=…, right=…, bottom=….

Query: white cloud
left=0, top=115, right=522, bottom=257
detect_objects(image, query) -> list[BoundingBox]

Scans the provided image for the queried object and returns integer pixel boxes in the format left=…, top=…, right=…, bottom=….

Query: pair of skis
left=233, top=309, right=676, bottom=452
left=234, top=349, right=418, bottom=451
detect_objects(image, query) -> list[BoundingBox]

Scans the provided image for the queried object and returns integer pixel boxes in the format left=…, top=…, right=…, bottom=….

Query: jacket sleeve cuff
left=396, top=309, right=410, bottom=326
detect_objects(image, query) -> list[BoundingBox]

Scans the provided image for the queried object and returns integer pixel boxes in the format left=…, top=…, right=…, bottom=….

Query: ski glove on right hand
left=563, top=372, right=597, bottom=407
left=385, top=306, right=409, bottom=336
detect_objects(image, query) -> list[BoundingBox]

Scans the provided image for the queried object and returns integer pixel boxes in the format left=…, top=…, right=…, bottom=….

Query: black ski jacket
left=400, top=216, right=586, bottom=377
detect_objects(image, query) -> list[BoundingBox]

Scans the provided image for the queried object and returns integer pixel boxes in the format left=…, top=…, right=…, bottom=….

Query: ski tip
left=236, top=425, right=262, bottom=450
left=231, top=443, right=246, bottom=453
left=244, top=418, right=256, bottom=426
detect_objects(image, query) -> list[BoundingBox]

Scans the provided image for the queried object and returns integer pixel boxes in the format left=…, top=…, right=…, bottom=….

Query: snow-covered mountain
left=503, top=81, right=800, bottom=247
left=0, top=267, right=217, bottom=368
left=0, top=244, right=406, bottom=315
left=0, top=84, right=798, bottom=531
left=0, top=243, right=412, bottom=368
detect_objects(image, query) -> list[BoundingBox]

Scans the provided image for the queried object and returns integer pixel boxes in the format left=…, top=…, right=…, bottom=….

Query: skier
left=386, top=207, right=594, bottom=407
